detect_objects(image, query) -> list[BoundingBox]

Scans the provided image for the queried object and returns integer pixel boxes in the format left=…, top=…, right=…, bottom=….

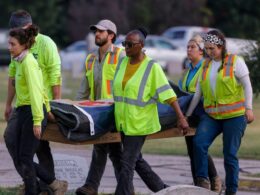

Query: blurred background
left=1, top=0, right=260, bottom=82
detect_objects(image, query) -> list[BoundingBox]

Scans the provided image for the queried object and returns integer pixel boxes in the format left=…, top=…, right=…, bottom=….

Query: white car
left=116, top=35, right=188, bottom=75
left=60, top=40, right=87, bottom=70
left=162, top=26, right=214, bottom=50
left=0, top=29, right=10, bottom=66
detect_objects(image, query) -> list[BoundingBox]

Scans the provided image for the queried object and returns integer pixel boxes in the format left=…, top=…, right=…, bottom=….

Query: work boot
left=210, top=175, right=222, bottom=193
left=75, top=184, right=97, bottom=195
left=39, top=180, right=54, bottom=195
left=196, top=177, right=210, bottom=189
left=49, top=180, right=68, bottom=195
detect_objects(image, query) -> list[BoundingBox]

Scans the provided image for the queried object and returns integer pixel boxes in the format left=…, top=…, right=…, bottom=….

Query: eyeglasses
left=122, top=41, right=141, bottom=48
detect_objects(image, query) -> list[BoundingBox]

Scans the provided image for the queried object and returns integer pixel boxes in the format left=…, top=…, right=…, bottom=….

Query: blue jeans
left=193, top=114, right=247, bottom=193
left=115, top=133, right=166, bottom=195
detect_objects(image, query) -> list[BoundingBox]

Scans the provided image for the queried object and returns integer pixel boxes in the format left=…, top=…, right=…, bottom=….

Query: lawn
left=0, top=68, right=259, bottom=159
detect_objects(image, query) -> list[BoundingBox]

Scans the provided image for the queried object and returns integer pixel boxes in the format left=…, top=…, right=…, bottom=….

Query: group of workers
left=3, top=9, right=254, bottom=195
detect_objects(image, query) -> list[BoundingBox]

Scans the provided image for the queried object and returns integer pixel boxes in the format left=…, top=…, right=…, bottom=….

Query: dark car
left=0, top=29, right=10, bottom=66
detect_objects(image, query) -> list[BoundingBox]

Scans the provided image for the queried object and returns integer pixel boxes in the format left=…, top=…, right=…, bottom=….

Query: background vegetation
left=1, top=0, right=260, bottom=46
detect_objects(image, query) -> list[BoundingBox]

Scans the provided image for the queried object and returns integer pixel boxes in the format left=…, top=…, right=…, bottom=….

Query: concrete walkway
left=1, top=142, right=260, bottom=195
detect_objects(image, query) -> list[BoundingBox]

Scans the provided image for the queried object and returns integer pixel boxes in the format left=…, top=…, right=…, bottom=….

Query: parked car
left=226, top=37, right=257, bottom=57
left=60, top=40, right=87, bottom=70
left=162, top=26, right=214, bottom=50
left=0, top=29, right=10, bottom=66
left=115, top=35, right=188, bottom=74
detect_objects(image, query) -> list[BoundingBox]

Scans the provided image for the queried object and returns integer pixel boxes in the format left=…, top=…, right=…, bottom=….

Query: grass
left=0, top=69, right=260, bottom=160
left=0, top=187, right=17, bottom=195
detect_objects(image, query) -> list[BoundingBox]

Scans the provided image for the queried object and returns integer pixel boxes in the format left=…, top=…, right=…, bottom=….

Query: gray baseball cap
left=90, top=19, right=117, bottom=35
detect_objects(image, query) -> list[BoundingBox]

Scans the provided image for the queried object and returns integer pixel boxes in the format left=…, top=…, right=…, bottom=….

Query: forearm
left=240, top=75, right=253, bottom=110
left=6, top=77, right=16, bottom=106
left=185, top=84, right=201, bottom=116
left=169, top=100, right=185, bottom=119
left=52, top=85, right=61, bottom=99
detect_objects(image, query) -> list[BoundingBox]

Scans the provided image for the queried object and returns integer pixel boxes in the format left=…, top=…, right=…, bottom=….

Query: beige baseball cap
left=90, top=19, right=117, bottom=35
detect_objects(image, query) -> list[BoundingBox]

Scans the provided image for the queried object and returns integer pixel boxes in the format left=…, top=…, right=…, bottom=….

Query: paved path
left=1, top=142, right=260, bottom=195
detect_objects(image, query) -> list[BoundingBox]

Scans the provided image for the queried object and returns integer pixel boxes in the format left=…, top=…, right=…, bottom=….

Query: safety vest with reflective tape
left=200, top=54, right=245, bottom=119
left=113, top=56, right=176, bottom=135
left=85, top=46, right=123, bottom=100
left=181, top=64, right=203, bottom=93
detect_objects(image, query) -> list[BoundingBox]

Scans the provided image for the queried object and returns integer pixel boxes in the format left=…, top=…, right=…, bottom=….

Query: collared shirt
left=76, top=45, right=125, bottom=100
left=9, top=33, right=61, bottom=100
left=184, top=59, right=203, bottom=91
left=14, top=51, right=50, bottom=125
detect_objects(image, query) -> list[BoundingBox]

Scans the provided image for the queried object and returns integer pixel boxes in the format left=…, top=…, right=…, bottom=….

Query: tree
left=244, top=38, right=260, bottom=97
left=0, top=0, right=69, bottom=47
left=207, top=0, right=260, bottom=39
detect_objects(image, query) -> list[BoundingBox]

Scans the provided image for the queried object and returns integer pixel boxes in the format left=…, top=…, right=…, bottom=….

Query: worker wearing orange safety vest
left=179, top=35, right=221, bottom=193
left=185, top=30, right=254, bottom=195
left=76, top=20, right=124, bottom=195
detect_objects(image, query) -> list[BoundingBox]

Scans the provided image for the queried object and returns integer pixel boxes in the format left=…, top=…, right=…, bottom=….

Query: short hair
left=9, top=10, right=32, bottom=28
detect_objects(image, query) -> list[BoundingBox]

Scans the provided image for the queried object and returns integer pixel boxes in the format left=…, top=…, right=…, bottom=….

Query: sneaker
left=210, top=175, right=223, bottom=194
left=75, top=184, right=97, bottom=195
left=49, top=180, right=68, bottom=195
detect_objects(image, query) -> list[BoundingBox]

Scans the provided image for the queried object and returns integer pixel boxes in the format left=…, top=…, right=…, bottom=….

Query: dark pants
left=115, top=133, right=165, bottom=195
left=4, top=110, right=55, bottom=180
left=84, top=143, right=122, bottom=190
left=185, top=135, right=218, bottom=183
left=14, top=106, right=55, bottom=195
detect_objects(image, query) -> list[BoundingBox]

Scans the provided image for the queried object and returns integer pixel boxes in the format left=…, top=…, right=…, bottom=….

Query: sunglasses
left=122, top=41, right=141, bottom=48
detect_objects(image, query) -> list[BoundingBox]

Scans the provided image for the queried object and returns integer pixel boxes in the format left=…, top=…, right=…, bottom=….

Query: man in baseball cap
left=76, top=19, right=124, bottom=195
left=89, top=19, right=117, bottom=43
left=90, top=19, right=117, bottom=35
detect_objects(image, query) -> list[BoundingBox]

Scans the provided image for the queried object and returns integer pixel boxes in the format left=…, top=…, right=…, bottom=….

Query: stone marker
left=153, top=185, right=218, bottom=195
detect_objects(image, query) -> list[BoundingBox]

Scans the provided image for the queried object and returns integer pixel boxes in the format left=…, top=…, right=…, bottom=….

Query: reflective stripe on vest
left=114, top=60, right=172, bottom=107
left=181, top=66, right=201, bottom=93
left=205, top=100, right=245, bottom=115
left=201, top=59, right=210, bottom=81
left=201, top=54, right=245, bottom=119
left=107, top=47, right=119, bottom=64
left=86, top=54, right=96, bottom=70
left=85, top=47, right=122, bottom=100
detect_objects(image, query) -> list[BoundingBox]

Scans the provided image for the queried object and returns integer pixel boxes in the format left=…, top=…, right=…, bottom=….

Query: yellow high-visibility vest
left=181, top=64, right=202, bottom=93
left=200, top=54, right=245, bottom=119
left=85, top=46, right=123, bottom=100
left=113, top=56, right=176, bottom=135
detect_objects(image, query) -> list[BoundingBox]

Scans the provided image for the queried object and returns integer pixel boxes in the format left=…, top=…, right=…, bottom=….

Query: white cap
left=90, top=19, right=117, bottom=35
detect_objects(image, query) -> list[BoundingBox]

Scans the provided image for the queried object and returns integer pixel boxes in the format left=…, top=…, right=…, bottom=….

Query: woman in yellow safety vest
left=180, top=34, right=222, bottom=193
left=185, top=30, right=254, bottom=195
left=113, top=27, right=189, bottom=195
left=8, top=25, right=67, bottom=194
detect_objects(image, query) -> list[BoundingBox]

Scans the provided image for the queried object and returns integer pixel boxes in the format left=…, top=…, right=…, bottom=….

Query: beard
left=95, top=36, right=108, bottom=47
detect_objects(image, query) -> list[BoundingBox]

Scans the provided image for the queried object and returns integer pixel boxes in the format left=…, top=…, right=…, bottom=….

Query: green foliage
left=207, top=0, right=260, bottom=39
left=0, top=187, right=17, bottom=195
left=244, top=39, right=260, bottom=97
left=0, top=0, right=69, bottom=47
